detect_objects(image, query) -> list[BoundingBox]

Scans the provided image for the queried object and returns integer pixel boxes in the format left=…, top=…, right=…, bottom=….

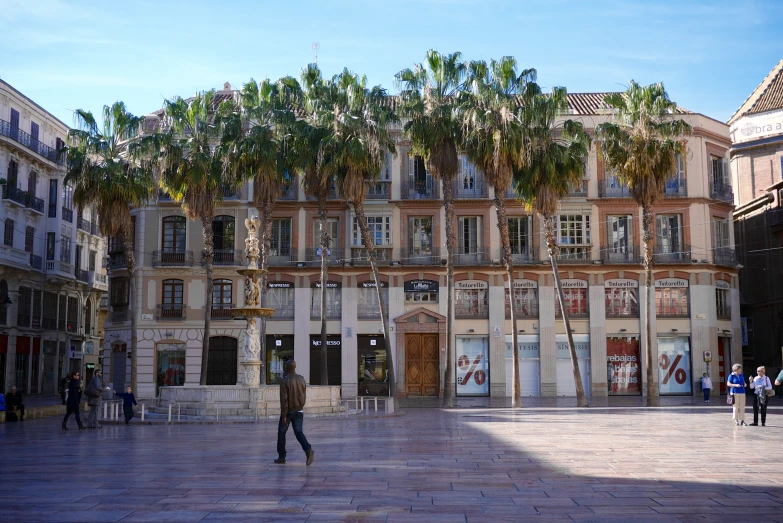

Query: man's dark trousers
left=277, top=411, right=311, bottom=459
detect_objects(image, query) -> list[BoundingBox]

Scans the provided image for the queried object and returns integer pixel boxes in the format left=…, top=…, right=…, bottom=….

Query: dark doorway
left=358, top=335, right=388, bottom=396
left=266, top=335, right=294, bottom=384
left=309, top=335, right=341, bottom=385
left=207, top=336, right=238, bottom=385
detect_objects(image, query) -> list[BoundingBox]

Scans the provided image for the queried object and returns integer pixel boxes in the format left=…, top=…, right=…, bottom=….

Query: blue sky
left=1, top=0, right=781, bottom=126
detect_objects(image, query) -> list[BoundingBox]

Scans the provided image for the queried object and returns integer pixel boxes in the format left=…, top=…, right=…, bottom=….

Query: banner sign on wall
left=655, top=278, right=688, bottom=288
left=404, top=279, right=439, bottom=293
left=715, top=280, right=730, bottom=290
left=455, top=280, right=488, bottom=290
left=358, top=281, right=388, bottom=288
left=657, top=336, right=692, bottom=395
left=555, top=336, right=590, bottom=359
left=504, top=335, right=540, bottom=359
left=560, top=279, right=588, bottom=289
left=605, top=279, right=638, bottom=289
left=268, top=281, right=294, bottom=289
left=512, top=279, right=538, bottom=289
left=456, top=337, right=489, bottom=396
left=606, top=336, right=640, bottom=395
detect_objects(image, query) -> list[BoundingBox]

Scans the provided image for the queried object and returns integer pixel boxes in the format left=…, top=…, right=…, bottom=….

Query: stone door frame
left=393, top=307, right=447, bottom=398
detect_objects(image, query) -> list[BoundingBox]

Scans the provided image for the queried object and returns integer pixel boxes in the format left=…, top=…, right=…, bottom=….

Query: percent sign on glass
left=659, top=353, right=687, bottom=385
left=458, top=354, right=486, bottom=385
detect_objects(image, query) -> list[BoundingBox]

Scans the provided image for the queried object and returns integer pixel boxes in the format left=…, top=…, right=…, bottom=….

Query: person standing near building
left=727, top=363, right=747, bottom=426
left=701, top=373, right=713, bottom=403
left=6, top=386, right=25, bottom=421
left=84, top=369, right=108, bottom=429
left=62, top=371, right=85, bottom=430
left=275, top=360, right=314, bottom=466
left=114, top=387, right=137, bottom=425
left=749, top=366, right=773, bottom=426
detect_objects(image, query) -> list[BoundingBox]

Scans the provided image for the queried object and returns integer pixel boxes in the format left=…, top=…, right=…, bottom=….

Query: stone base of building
left=156, top=384, right=343, bottom=416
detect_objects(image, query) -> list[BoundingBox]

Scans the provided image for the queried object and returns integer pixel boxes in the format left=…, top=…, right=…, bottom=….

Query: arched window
left=162, top=216, right=186, bottom=252
left=211, top=279, right=233, bottom=319
left=212, top=216, right=235, bottom=264
left=0, top=280, right=8, bottom=326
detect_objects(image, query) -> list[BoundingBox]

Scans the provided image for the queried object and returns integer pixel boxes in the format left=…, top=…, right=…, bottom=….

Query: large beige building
left=104, top=86, right=738, bottom=401
left=0, top=80, right=107, bottom=397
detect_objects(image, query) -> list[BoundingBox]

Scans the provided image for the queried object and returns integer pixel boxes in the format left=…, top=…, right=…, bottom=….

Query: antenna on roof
left=312, top=42, right=320, bottom=65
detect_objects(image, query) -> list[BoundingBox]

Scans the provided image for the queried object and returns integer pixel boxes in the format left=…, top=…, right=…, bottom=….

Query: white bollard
left=114, top=403, right=119, bottom=420
left=168, top=404, right=172, bottom=423
left=178, top=404, right=181, bottom=422
left=141, top=404, right=145, bottom=422
left=103, top=402, right=108, bottom=420
left=373, top=397, right=378, bottom=411
left=216, top=407, right=219, bottom=422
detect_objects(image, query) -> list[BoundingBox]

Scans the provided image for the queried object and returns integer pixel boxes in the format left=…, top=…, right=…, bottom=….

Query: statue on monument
left=244, top=275, right=261, bottom=307
left=240, top=320, right=262, bottom=362
left=244, top=216, right=260, bottom=262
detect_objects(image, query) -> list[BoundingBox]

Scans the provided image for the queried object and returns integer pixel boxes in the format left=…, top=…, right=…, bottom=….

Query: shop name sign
left=605, top=279, right=638, bottom=289
left=731, top=108, right=783, bottom=144
left=715, top=280, right=730, bottom=290
left=560, top=279, right=587, bottom=289
left=311, top=339, right=341, bottom=347
left=655, top=278, right=688, bottom=288
left=358, top=281, right=387, bottom=288
left=404, top=279, right=439, bottom=292
left=268, top=282, right=293, bottom=289
left=512, top=279, right=538, bottom=289
left=455, top=280, right=488, bottom=290
left=556, top=342, right=590, bottom=359
left=312, top=281, right=341, bottom=289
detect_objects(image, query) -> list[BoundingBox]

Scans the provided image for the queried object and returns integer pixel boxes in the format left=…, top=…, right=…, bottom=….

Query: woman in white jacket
left=750, top=366, right=773, bottom=427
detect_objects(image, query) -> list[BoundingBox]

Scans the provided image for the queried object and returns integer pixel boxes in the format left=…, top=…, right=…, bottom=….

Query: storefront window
left=268, top=283, right=294, bottom=319
left=657, top=336, right=692, bottom=395
left=556, top=334, right=591, bottom=397
left=456, top=337, right=489, bottom=396
left=157, top=344, right=185, bottom=389
left=357, top=282, right=388, bottom=320
left=358, top=344, right=388, bottom=396
left=311, top=282, right=341, bottom=319
left=504, top=335, right=540, bottom=397
left=606, top=336, right=640, bottom=395
left=266, top=336, right=293, bottom=384
left=655, top=288, right=689, bottom=317
left=455, top=289, right=488, bottom=318
left=404, top=279, right=439, bottom=302
left=605, top=288, right=638, bottom=317
left=504, top=288, right=538, bottom=318
left=555, top=288, right=589, bottom=317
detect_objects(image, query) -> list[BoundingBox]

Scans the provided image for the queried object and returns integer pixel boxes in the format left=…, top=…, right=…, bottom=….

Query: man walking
left=275, top=360, right=314, bottom=466
left=85, top=369, right=108, bottom=429
left=62, top=371, right=85, bottom=430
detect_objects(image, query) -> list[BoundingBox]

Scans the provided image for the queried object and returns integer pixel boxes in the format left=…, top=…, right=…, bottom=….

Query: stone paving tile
left=3, top=403, right=783, bottom=521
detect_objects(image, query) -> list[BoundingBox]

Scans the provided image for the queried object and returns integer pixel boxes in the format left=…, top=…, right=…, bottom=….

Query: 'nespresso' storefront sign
left=311, top=281, right=341, bottom=289
left=310, top=337, right=342, bottom=348
left=512, top=279, right=538, bottom=289
left=404, top=279, right=439, bottom=293
left=358, top=281, right=388, bottom=288
left=455, top=280, right=488, bottom=290
left=268, top=282, right=293, bottom=289
left=605, top=279, right=638, bottom=289
left=655, top=278, right=688, bottom=288
left=560, top=279, right=588, bottom=289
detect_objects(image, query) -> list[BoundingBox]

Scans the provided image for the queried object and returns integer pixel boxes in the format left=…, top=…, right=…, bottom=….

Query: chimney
left=223, top=82, right=232, bottom=91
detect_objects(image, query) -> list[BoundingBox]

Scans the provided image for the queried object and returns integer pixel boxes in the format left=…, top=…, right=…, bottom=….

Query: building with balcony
left=103, top=84, right=737, bottom=401
left=730, top=58, right=783, bottom=373
left=0, top=80, right=108, bottom=397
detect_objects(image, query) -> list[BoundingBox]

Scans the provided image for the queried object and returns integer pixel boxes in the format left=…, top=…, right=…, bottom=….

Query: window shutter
left=458, top=217, right=465, bottom=253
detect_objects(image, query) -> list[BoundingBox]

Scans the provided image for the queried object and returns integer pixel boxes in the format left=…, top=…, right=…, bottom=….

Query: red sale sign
left=607, top=337, right=641, bottom=395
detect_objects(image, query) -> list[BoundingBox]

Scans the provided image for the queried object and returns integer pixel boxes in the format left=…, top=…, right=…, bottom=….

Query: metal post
left=264, top=403, right=268, bottom=420
left=168, top=404, right=172, bottom=423
left=216, top=407, right=219, bottom=422
left=178, top=404, right=181, bottom=422
left=141, top=404, right=145, bottom=422
left=374, top=397, right=378, bottom=411
left=103, top=402, right=107, bottom=420
left=255, top=406, right=258, bottom=422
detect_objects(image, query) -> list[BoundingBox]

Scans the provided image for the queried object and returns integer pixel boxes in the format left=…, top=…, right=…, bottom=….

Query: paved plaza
left=2, top=401, right=783, bottom=522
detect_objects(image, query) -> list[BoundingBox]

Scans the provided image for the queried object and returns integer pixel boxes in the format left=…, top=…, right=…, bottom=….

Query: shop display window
left=555, top=288, right=589, bottom=317
left=605, top=288, right=638, bottom=317
left=655, top=287, right=689, bottom=317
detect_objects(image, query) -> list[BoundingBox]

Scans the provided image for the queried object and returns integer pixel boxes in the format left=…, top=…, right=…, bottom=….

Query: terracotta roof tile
left=729, top=59, right=783, bottom=124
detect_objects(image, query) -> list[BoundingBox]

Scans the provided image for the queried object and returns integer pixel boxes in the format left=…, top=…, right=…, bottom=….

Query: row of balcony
left=0, top=119, right=65, bottom=165
left=77, top=217, right=103, bottom=237
left=109, top=243, right=738, bottom=270
left=2, top=185, right=45, bottom=214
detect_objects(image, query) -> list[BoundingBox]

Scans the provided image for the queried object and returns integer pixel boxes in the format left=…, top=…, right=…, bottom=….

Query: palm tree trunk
left=494, top=192, right=521, bottom=408
left=258, top=204, right=274, bottom=386
left=354, top=200, right=395, bottom=398
left=543, top=214, right=588, bottom=408
left=200, top=216, right=214, bottom=386
left=641, top=204, right=658, bottom=407
left=442, top=179, right=455, bottom=408
left=317, top=196, right=329, bottom=386
left=122, top=229, right=138, bottom=395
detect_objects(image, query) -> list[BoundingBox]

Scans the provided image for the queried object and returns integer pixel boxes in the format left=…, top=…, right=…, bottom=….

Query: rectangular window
left=405, top=291, right=438, bottom=302
left=42, top=292, right=57, bottom=330
left=62, top=184, right=74, bottom=210
left=508, top=217, right=531, bottom=256
left=606, top=215, right=633, bottom=260
left=48, top=179, right=58, bottom=217
left=162, top=280, right=184, bottom=305
left=4, top=219, right=14, bottom=247
left=24, top=226, right=34, bottom=253
left=110, top=278, right=130, bottom=306
left=357, top=286, right=388, bottom=319
left=408, top=217, right=433, bottom=255
left=716, top=289, right=731, bottom=319
left=162, top=217, right=186, bottom=252
left=313, top=218, right=339, bottom=248
left=60, top=235, right=71, bottom=263
left=712, top=217, right=729, bottom=249
left=380, top=152, right=392, bottom=180
left=655, top=288, right=689, bottom=317
left=311, top=285, right=341, bottom=319
left=32, top=290, right=42, bottom=329
left=455, top=289, right=488, bottom=318
left=268, top=286, right=295, bottom=319
left=30, top=121, right=39, bottom=145
left=605, top=288, right=639, bottom=317
left=457, top=216, right=481, bottom=255
left=270, top=219, right=292, bottom=256
left=58, top=295, right=67, bottom=331
left=16, top=287, right=32, bottom=327
left=555, top=288, right=589, bottom=317
left=558, top=215, right=591, bottom=245
left=67, top=296, right=78, bottom=333
left=504, top=288, right=538, bottom=318
left=352, top=215, right=392, bottom=247
left=46, top=232, right=56, bottom=260
left=89, top=250, right=96, bottom=271
left=656, top=214, right=683, bottom=253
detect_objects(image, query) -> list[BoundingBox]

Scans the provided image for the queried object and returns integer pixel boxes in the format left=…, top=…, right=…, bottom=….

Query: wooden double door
left=405, top=333, right=439, bottom=396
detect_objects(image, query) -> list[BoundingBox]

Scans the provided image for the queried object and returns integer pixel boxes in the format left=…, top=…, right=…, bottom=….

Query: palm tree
left=288, top=65, right=337, bottom=385
left=329, top=69, right=399, bottom=398
left=156, top=90, right=236, bottom=386
left=223, top=78, right=292, bottom=385
left=597, top=81, right=691, bottom=407
left=397, top=50, right=466, bottom=408
left=62, top=102, right=155, bottom=394
left=461, top=57, right=539, bottom=408
left=514, top=87, right=592, bottom=407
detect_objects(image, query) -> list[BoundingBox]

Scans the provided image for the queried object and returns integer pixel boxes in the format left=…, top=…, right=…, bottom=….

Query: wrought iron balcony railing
left=108, top=252, right=128, bottom=270
left=62, top=207, right=74, bottom=223
left=401, top=247, right=440, bottom=266
left=509, top=248, right=537, bottom=265
left=305, top=247, right=343, bottom=266
left=0, top=120, right=64, bottom=164
left=2, top=185, right=29, bottom=206
left=77, top=217, right=91, bottom=232
left=653, top=243, right=692, bottom=264
left=555, top=246, right=593, bottom=264
left=714, top=247, right=738, bottom=267
left=268, top=248, right=296, bottom=266
left=156, top=303, right=186, bottom=321
left=710, top=181, right=734, bottom=203
left=567, top=180, right=588, bottom=197
left=30, top=254, right=42, bottom=271
left=26, top=195, right=44, bottom=214
left=279, top=183, right=297, bottom=201
left=453, top=177, right=488, bottom=199
left=220, top=184, right=240, bottom=200
left=599, top=180, right=632, bottom=198
left=663, top=178, right=687, bottom=197
left=74, top=267, right=89, bottom=283
left=453, top=251, right=490, bottom=265
left=111, top=306, right=128, bottom=323
left=601, top=246, right=641, bottom=264
left=211, top=303, right=236, bottom=319
left=366, top=181, right=391, bottom=200
left=153, top=250, right=194, bottom=267
left=351, top=247, right=391, bottom=266
left=203, top=249, right=243, bottom=266
left=401, top=178, right=439, bottom=200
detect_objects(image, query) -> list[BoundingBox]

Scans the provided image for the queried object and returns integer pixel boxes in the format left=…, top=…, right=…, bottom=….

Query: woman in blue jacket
left=727, top=363, right=747, bottom=426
